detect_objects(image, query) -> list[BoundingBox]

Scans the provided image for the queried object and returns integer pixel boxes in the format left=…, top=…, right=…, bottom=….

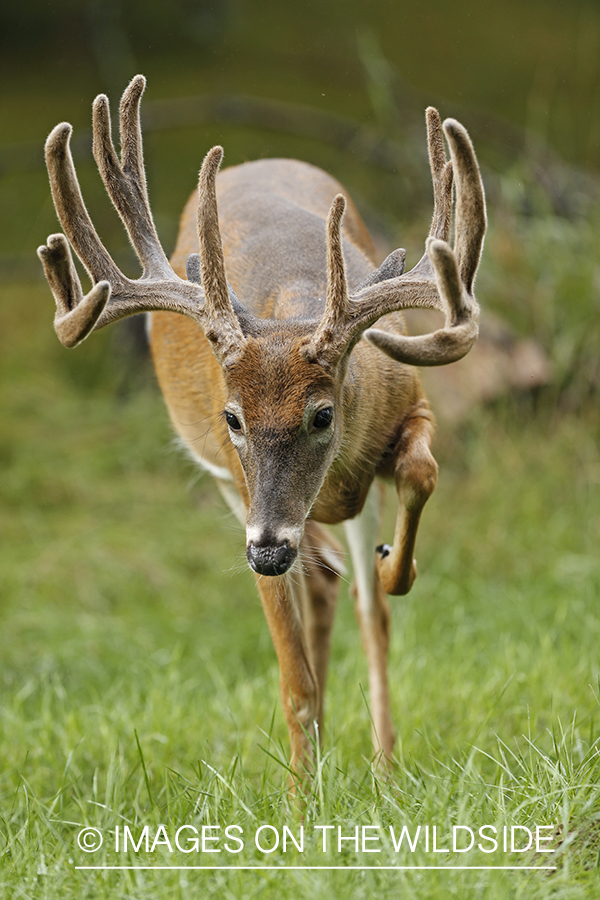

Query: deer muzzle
left=246, top=538, right=298, bottom=576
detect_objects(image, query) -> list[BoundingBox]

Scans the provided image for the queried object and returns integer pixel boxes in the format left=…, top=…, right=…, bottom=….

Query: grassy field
left=1, top=230, right=600, bottom=898
left=2, top=67, right=600, bottom=898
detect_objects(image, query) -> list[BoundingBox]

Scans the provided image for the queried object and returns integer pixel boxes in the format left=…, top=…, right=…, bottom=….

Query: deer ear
left=186, top=251, right=243, bottom=308
left=186, top=253, right=202, bottom=283
left=351, top=248, right=406, bottom=293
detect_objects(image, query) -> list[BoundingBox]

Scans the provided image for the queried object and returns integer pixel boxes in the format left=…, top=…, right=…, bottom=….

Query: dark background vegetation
left=2, top=0, right=600, bottom=392
left=3, top=0, right=600, bottom=262
left=1, top=1, right=600, bottom=895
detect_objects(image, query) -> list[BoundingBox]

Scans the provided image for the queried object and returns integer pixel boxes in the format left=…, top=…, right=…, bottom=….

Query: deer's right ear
left=186, top=251, right=245, bottom=315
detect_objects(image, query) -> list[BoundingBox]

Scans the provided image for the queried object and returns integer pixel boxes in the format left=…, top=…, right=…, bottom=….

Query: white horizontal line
left=75, top=865, right=557, bottom=871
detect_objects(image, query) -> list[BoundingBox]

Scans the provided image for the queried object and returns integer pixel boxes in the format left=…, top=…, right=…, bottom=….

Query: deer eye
left=225, top=411, right=242, bottom=432
left=313, top=407, right=333, bottom=429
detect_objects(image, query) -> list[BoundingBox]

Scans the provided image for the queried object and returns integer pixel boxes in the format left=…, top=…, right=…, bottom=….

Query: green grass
left=1, top=272, right=600, bottom=899
left=3, top=81, right=600, bottom=893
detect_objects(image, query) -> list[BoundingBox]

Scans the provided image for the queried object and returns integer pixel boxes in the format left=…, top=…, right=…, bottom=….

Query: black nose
left=246, top=540, right=297, bottom=576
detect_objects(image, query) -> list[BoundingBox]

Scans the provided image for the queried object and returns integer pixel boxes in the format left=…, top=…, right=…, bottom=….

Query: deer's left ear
left=350, top=248, right=407, bottom=293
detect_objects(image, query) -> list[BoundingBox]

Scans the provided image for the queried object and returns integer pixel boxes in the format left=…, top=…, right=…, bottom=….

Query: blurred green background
left=1, top=1, right=600, bottom=895
left=3, top=0, right=600, bottom=273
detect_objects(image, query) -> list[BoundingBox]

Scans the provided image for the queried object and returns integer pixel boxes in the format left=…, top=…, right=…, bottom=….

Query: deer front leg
left=255, top=572, right=319, bottom=775
left=376, top=404, right=438, bottom=596
left=344, top=486, right=395, bottom=761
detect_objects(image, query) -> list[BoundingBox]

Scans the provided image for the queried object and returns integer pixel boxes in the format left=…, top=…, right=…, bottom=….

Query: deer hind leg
left=344, top=486, right=395, bottom=761
left=376, top=403, right=438, bottom=596
left=299, top=520, right=345, bottom=734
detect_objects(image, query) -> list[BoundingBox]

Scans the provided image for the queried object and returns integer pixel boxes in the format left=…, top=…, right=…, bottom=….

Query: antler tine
left=196, top=146, right=245, bottom=360
left=40, top=119, right=124, bottom=346
left=37, top=233, right=111, bottom=348
left=426, top=107, right=453, bottom=243
left=404, top=108, right=453, bottom=282
left=325, top=194, right=349, bottom=325
left=443, top=118, right=486, bottom=294
left=92, top=75, right=172, bottom=280
left=44, top=121, right=121, bottom=285
left=304, top=194, right=348, bottom=364
left=119, top=75, right=148, bottom=202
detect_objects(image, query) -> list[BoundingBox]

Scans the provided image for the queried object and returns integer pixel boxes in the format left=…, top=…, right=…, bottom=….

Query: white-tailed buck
left=38, top=76, right=485, bottom=773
